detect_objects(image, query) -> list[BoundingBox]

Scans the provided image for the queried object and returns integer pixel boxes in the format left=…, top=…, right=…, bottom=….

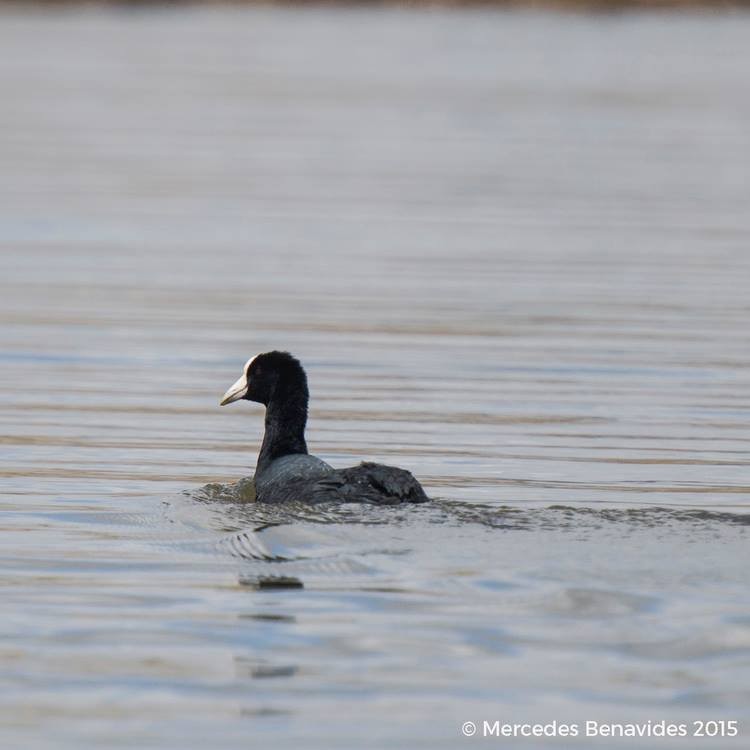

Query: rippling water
left=1, top=5, right=749, bottom=748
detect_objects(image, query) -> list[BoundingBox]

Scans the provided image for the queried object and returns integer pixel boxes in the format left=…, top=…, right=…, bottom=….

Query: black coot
left=220, top=351, right=429, bottom=504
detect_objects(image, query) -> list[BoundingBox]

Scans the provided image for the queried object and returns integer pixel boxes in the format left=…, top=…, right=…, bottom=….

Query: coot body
left=220, top=351, right=429, bottom=505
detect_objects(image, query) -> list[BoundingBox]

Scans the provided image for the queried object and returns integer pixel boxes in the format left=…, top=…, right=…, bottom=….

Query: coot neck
left=256, top=385, right=308, bottom=476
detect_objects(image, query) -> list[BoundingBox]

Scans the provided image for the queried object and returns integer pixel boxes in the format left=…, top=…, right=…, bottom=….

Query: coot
left=220, top=351, right=429, bottom=504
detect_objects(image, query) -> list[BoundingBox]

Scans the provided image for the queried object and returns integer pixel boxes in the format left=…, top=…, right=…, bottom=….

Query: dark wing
left=254, top=461, right=430, bottom=505
left=308, top=461, right=430, bottom=505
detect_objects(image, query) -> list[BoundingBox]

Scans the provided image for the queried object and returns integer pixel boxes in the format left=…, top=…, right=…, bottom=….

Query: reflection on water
left=1, top=5, right=749, bottom=749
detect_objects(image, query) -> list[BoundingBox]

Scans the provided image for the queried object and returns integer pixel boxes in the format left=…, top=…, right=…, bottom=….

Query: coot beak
left=220, top=372, right=248, bottom=406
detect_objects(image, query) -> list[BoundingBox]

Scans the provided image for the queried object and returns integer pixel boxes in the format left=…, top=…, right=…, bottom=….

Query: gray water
left=1, top=5, right=749, bottom=749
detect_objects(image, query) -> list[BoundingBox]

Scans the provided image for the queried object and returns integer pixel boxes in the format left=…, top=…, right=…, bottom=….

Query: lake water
left=1, top=5, right=749, bottom=748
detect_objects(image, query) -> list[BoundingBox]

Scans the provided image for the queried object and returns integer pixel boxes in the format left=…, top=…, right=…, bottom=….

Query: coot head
left=220, top=351, right=308, bottom=407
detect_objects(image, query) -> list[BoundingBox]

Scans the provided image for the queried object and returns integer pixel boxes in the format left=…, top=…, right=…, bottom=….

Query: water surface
left=1, top=6, right=749, bottom=748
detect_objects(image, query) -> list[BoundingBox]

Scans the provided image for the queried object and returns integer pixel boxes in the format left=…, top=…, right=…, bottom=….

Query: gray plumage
left=256, top=456, right=429, bottom=505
